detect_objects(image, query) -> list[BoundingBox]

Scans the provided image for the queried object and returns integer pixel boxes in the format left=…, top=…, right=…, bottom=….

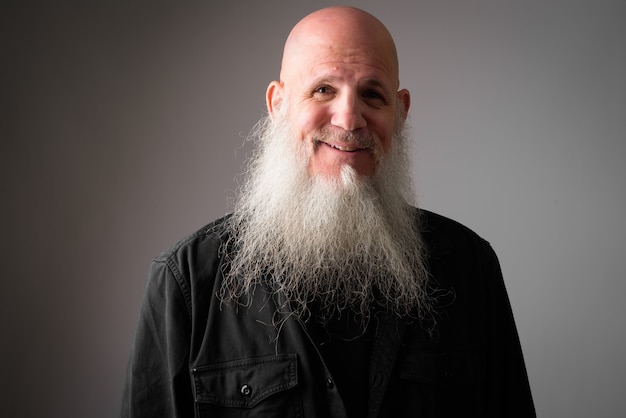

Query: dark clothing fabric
left=307, top=310, right=377, bottom=418
left=121, top=209, right=535, bottom=417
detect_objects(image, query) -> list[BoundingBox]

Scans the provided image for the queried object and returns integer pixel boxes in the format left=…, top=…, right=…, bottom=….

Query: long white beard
left=220, top=102, right=431, bottom=324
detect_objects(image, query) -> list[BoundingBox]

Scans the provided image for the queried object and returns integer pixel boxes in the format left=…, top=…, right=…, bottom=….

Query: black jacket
left=121, top=209, right=535, bottom=417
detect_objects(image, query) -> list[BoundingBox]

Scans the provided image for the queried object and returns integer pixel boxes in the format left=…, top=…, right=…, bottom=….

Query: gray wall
left=3, top=1, right=625, bottom=417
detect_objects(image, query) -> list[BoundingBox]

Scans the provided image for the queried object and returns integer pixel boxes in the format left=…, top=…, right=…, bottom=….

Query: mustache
left=312, top=126, right=378, bottom=150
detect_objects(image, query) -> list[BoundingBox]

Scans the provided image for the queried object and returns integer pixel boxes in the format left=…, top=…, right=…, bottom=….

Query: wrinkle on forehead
left=279, top=6, right=400, bottom=88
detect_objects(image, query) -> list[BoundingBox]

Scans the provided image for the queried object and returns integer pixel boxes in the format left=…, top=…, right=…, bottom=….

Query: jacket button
left=325, top=378, right=334, bottom=389
left=240, top=384, right=252, bottom=397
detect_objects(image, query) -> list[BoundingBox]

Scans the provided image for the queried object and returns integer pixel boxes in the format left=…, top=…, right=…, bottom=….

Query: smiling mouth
left=316, top=140, right=365, bottom=152
left=330, top=143, right=361, bottom=152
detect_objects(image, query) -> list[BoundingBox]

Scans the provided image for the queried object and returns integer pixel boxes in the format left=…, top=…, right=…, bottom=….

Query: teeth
left=331, top=144, right=358, bottom=152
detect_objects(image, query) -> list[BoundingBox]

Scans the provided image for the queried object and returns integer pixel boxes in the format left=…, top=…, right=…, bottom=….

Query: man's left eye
left=362, top=90, right=387, bottom=106
left=363, top=90, right=386, bottom=102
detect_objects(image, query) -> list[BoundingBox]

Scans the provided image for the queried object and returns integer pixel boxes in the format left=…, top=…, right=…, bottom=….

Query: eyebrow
left=309, top=76, right=390, bottom=91
left=308, top=75, right=342, bottom=87
left=361, top=78, right=385, bottom=88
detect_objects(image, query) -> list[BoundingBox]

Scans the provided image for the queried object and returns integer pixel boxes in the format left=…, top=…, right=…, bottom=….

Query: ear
left=397, top=88, right=411, bottom=120
left=266, top=80, right=284, bottom=117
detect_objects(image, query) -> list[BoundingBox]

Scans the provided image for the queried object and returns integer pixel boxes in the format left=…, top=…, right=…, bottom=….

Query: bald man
left=121, top=7, right=535, bottom=417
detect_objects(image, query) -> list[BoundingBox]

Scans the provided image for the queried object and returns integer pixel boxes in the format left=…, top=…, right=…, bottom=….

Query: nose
left=330, top=92, right=367, bottom=131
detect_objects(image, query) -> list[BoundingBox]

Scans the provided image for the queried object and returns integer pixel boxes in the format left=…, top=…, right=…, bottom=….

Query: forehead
left=286, top=34, right=399, bottom=89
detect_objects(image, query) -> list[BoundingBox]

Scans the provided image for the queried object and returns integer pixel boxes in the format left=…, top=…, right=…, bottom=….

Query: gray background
left=2, top=0, right=625, bottom=417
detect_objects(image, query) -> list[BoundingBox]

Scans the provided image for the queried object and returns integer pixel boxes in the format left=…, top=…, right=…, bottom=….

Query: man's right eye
left=314, top=86, right=332, bottom=94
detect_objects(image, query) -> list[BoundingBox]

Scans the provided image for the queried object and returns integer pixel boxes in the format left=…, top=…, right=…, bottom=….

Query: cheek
left=290, top=106, right=328, bottom=140
left=372, top=117, right=396, bottom=153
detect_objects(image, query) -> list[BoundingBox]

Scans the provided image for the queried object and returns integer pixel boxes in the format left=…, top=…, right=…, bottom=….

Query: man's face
left=267, top=11, right=410, bottom=179
left=288, top=58, right=401, bottom=178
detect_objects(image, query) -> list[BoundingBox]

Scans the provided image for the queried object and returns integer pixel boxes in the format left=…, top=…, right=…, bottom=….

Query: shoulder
left=148, top=215, right=232, bottom=295
left=153, top=214, right=232, bottom=265
left=417, top=209, right=500, bottom=289
left=417, top=209, right=504, bottom=307
left=418, top=209, right=491, bottom=252
left=143, top=215, right=233, bottom=317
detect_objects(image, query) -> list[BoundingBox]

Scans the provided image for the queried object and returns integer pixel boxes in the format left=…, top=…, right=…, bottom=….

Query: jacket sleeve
left=120, top=258, right=194, bottom=418
left=482, top=244, right=536, bottom=417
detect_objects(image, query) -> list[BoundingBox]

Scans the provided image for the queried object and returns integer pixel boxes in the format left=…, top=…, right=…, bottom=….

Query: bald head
left=266, top=6, right=410, bottom=179
left=280, top=7, right=400, bottom=88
